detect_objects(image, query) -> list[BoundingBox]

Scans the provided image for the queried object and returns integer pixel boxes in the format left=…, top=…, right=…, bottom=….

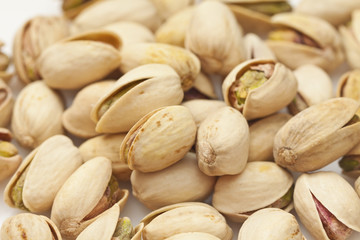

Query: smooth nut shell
left=0, top=79, right=14, bottom=127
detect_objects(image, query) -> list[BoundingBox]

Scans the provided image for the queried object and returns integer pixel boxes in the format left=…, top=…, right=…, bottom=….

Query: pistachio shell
left=340, top=11, right=360, bottom=70
left=120, top=106, right=197, bottom=172
left=212, top=161, right=294, bottom=222
left=355, top=176, right=360, bottom=197
left=0, top=128, right=21, bottom=182
left=62, top=0, right=102, bottom=19
left=131, top=152, right=216, bottom=209
left=11, top=81, right=64, bottom=149
left=244, top=33, right=276, bottom=60
left=0, top=79, right=14, bottom=127
left=336, top=71, right=360, bottom=117
left=150, top=0, right=194, bottom=20
left=91, top=64, right=183, bottom=133
left=190, top=72, right=217, bottom=100
left=165, top=232, right=221, bottom=240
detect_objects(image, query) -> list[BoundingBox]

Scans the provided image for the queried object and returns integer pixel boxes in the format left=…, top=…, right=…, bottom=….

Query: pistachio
left=238, top=2, right=292, bottom=16
left=336, top=70, right=360, bottom=117
left=0, top=79, right=14, bottom=127
left=10, top=164, right=30, bottom=211
left=339, top=156, right=360, bottom=172
left=112, top=217, right=134, bottom=240
left=165, top=232, right=221, bottom=240
left=184, top=72, right=217, bottom=101
left=0, top=141, right=17, bottom=158
left=0, top=51, right=9, bottom=71
left=0, top=129, right=21, bottom=182
left=244, top=33, right=276, bottom=60
left=62, top=0, right=101, bottom=19
left=149, top=0, right=194, bottom=20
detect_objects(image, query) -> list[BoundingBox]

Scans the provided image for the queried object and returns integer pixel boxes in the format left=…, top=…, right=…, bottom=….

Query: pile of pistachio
left=2, top=0, right=360, bottom=239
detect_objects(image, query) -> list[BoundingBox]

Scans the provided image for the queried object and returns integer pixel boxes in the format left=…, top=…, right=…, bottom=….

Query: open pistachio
left=294, top=172, right=360, bottom=240
left=0, top=128, right=21, bottom=182
left=120, top=106, right=197, bottom=173
left=0, top=79, right=14, bottom=127
left=274, top=98, right=360, bottom=172
left=212, top=161, right=294, bottom=223
left=184, top=72, right=217, bottom=101
left=336, top=70, right=360, bottom=116
left=0, top=42, right=12, bottom=83
left=149, top=0, right=193, bottom=20
left=338, top=141, right=360, bottom=178
left=62, top=0, right=101, bottom=19
left=222, top=59, right=297, bottom=120
left=244, top=33, right=276, bottom=60
left=1, top=213, right=62, bottom=240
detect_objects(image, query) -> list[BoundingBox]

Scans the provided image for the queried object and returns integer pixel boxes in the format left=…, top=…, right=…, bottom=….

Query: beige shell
left=248, top=113, right=291, bottom=162
left=274, top=98, right=360, bottom=172
left=13, top=16, right=69, bottom=84
left=4, top=135, right=82, bottom=212
left=72, top=0, right=161, bottom=33
left=288, top=64, right=333, bottom=115
left=165, top=232, right=221, bottom=240
left=131, top=152, right=216, bottom=209
left=62, top=0, right=102, bottom=19
left=185, top=1, right=245, bottom=76
left=355, top=176, right=360, bottom=197
left=91, top=64, right=183, bottom=133
left=79, top=133, right=131, bottom=181
left=212, top=161, right=294, bottom=223
left=188, top=72, right=217, bottom=100
left=0, top=79, right=14, bottom=127
left=196, top=106, right=249, bottom=176
left=120, top=43, right=200, bottom=91
left=339, top=142, right=360, bottom=178
left=150, top=0, right=194, bottom=20
left=244, top=33, right=276, bottom=60
left=63, top=80, right=115, bottom=138
left=120, top=106, right=197, bottom=173
left=294, top=172, right=360, bottom=240
left=222, top=59, right=297, bottom=120
left=11, top=81, right=64, bottom=149
left=0, top=128, right=22, bottom=182
left=267, top=13, right=344, bottom=72
left=238, top=208, right=305, bottom=240
left=1, top=213, right=62, bottom=240
left=37, top=30, right=121, bottom=89
left=141, top=202, right=233, bottom=240
left=51, top=157, right=129, bottom=239
left=182, top=99, right=227, bottom=127
left=336, top=70, right=360, bottom=119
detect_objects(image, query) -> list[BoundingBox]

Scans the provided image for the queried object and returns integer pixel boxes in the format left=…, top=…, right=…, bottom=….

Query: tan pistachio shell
left=0, top=79, right=14, bottom=127
left=51, top=157, right=129, bottom=239
left=91, top=64, right=183, bottom=133
left=244, top=33, right=276, bottom=60
left=222, top=59, right=297, bottom=120
left=62, top=0, right=102, bottom=19
left=120, top=106, right=197, bottom=173
left=4, top=135, right=82, bottom=212
left=37, top=30, right=121, bottom=89
left=355, top=176, right=360, bottom=197
left=11, top=81, right=64, bottom=149
left=238, top=208, right=306, bottom=240
left=212, top=161, right=294, bottom=223
left=1, top=213, right=62, bottom=240
left=63, top=80, right=115, bottom=138
left=79, top=133, right=131, bottom=181
left=150, top=0, right=194, bottom=20
left=185, top=1, right=245, bottom=76
left=196, top=106, right=249, bottom=176
left=165, top=232, right=221, bottom=240
left=336, top=71, right=360, bottom=119
left=274, top=98, right=360, bottom=172
left=120, top=43, right=200, bottom=91
left=131, top=152, right=216, bottom=210
left=0, top=128, right=22, bottom=182
left=294, top=172, right=360, bottom=240
left=141, top=202, right=233, bottom=240
left=191, top=72, right=217, bottom=99
left=248, top=113, right=291, bottom=162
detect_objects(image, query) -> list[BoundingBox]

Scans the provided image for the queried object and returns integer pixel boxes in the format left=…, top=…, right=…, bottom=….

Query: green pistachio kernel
left=112, top=217, right=134, bottom=240
left=339, top=157, right=360, bottom=172
left=269, top=184, right=294, bottom=209
left=0, top=141, right=18, bottom=157
left=235, top=70, right=267, bottom=105
left=11, top=165, right=30, bottom=211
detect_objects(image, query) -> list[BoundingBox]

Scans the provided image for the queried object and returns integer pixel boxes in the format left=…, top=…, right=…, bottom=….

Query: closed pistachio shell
left=165, top=232, right=221, bottom=240
left=150, top=0, right=194, bottom=20
left=0, top=79, right=14, bottom=127
left=11, top=81, right=64, bottom=149
left=244, top=33, right=276, bottom=60
left=131, top=152, right=216, bottom=209
left=0, top=128, right=22, bottom=182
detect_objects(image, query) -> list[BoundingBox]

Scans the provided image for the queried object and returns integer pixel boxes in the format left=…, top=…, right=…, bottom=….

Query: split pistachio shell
left=0, top=43, right=12, bottom=83
left=91, top=64, right=183, bottom=133
left=79, top=133, right=131, bottom=181
left=141, top=202, right=233, bottom=240
left=62, top=0, right=102, bottom=19
left=244, top=33, right=276, bottom=60
left=165, top=232, right=221, bottom=240
left=37, top=30, right=121, bottom=89
left=355, top=177, right=360, bottom=197
left=0, top=128, right=21, bottom=182
left=336, top=71, right=360, bottom=116
left=120, top=43, right=200, bottom=91
left=248, top=113, right=291, bottom=162
left=294, top=172, right=360, bottom=240
left=0, top=79, right=14, bottom=127
left=11, top=81, right=64, bottom=149
left=184, top=72, right=217, bottom=101
left=212, top=161, right=294, bottom=223
left=4, top=135, right=82, bottom=212
left=13, top=16, right=69, bottom=84
left=185, top=1, right=246, bottom=76
left=274, top=98, right=360, bottom=172
left=150, top=0, right=194, bottom=20
left=120, top=106, right=197, bottom=173
left=222, top=59, right=297, bottom=120
left=196, top=106, right=249, bottom=176
left=1, top=213, right=62, bottom=240
left=63, top=80, right=115, bottom=138
left=238, top=208, right=305, bottom=240
left=267, top=13, right=343, bottom=72
left=131, top=152, right=216, bottom=209
left=288, top=64, right=333, bottom=115
left=51, top=157, right=129, bottom=239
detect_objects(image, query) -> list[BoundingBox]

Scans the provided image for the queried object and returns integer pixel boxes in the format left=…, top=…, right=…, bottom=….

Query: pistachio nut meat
left=212, top=161, right=294, bottom=223
left=185, top=1, right=246, bottom=76
left=11, top=81, right=64, bottom=149
left=37, top=30, right=121, bottom=89
left=119, top=106, right=197, bottom=173
left=13, top=15, right=69, bottom=84
left=183, top=72, right=217, bottom=101
left=62, top=0, right=102, bottom=19
left=196, top=106, right=249, bottom=176
left=131, top=152, right=216, bottom=210
left=1, top=213, right=62, bottom=240
left=294, top=172, right=360, bottom=240
left=141, top=202, right=233, bottom=240
left=338, top=142, right=360, bottom=178
left=0, top=128, right=21, bottom=182
left=336, top=70, right=360, bottom=116
left=149, top=0, right=194, bottom=20
left=244, top=33, right=276, bottom=60
left=0, top=79, right=14, bottom=127
left=222, top=59, right=297, bottom=120
left=267, top=12, right=344, bottom=72
left=4, top=135, right=82, bottom=212
left=51, top=157, right=129, bottom=239
left=274, top=98, right=360, bottom=172
left=91, top=64, right=183, bottom=133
